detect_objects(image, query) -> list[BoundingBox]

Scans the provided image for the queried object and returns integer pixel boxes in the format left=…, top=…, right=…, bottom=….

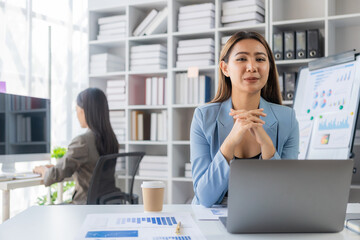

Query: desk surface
left=0, top=177, right=43, bottom=190
left=0, top=204, right=359, bottom=240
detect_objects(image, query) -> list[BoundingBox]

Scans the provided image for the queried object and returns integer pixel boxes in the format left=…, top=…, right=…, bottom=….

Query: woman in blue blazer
left=190, top=32, right=299, bottom=207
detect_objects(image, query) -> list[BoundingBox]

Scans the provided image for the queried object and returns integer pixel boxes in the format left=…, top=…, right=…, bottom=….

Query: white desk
left=0, top=204, right=359, bottom=240
left=0, top=177, right=44, bottom=222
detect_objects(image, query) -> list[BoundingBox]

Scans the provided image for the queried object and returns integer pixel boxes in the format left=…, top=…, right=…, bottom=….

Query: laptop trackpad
left=219, top=217, right=227, bottom=227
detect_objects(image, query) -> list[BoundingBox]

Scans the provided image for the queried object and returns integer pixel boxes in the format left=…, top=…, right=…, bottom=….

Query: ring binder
left=284, top=31, right=295, bottom=60
left=273, top=33, right=283, bottom=60
left=296, top=31, right=307, bottom=59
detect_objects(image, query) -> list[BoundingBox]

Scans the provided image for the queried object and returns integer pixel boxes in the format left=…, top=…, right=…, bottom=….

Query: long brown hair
left=211, top=31, right=282, bottom=105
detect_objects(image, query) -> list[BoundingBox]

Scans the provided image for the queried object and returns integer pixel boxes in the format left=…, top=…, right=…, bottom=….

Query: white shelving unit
left=88, top=0, right=360, bottom=204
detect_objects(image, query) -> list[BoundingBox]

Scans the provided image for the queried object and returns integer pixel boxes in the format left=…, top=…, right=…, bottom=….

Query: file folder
left=296, top=31, right=307, bottom=59
left=284, top=31, right=295, bottom=60
left=283, top=72, right=296, bottom=100
left=307, top=29, right=320, bottom=58
left=278, top=73, right=284, bottom=99
left=273, top=33, right=283, bottom=60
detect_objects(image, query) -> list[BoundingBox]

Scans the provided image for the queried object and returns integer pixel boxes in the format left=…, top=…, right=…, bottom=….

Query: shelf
left=172, top=177, right=193, bottom=182
left=89, top=39, right=126, bottom=48
left=172, top=141, right=190, bottom=145
left=89, top=72, right=126, bottom=79
left=134, top=176, right=168, bottom=181
left=128, top=105, right=168, bottom=110
left=283, top=100, right=294, bottom=105
left=128, top=141, right=168, bottom=145
left=276, top=59, right=316, bottom=69
left=328, top=14, right=360, bottom=27
left=128, top=69, right=168, bottom=75
left=172, top=66, right=216, bottom=72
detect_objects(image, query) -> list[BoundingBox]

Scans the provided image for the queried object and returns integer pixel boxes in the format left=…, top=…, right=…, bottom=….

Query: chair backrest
left=87, top=151, right=145, bottom=204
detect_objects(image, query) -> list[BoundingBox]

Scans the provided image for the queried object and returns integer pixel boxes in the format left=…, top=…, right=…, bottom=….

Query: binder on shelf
left=283, top=72, right=296, bottom=100
left=296, top=30, right=307, bottom=59
left=284, top=31, right=295, bottom=60
left=133, top=9, right=158, bottom=36
left=273, top=32, right=283, bottom=60
left=307, top=29, right=320, bottom=58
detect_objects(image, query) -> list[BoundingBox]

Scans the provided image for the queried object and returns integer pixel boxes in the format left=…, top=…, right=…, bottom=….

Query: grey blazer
left=44, top=130, right=100, bottom=204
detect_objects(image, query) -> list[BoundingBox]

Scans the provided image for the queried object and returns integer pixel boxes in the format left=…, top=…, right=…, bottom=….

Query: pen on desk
left=175, top=221, right=181, bottom=235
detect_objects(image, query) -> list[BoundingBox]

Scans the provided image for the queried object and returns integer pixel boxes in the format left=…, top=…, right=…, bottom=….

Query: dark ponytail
left=76, top=88, right=119, bottom=156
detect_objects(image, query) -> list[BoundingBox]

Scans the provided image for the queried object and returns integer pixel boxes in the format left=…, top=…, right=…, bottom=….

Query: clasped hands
left=224, top=108, right=275, bottom=160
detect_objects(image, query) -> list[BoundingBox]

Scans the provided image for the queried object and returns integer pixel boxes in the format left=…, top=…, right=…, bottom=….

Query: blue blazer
left=190, top=97, right=299, bottom=207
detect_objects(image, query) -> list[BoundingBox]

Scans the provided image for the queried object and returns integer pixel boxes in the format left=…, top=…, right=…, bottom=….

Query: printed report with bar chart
left=76, top=212, right=206, bottom=240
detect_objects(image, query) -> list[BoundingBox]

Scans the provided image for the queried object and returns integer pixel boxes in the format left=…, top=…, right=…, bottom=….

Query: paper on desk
left=192, top=205, right=227, bottom=221
left=76, top=212, right=206, bottom=240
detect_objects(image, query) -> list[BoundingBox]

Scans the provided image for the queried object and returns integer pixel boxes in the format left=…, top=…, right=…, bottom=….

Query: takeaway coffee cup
left=141, top=181, right=165, bottom=212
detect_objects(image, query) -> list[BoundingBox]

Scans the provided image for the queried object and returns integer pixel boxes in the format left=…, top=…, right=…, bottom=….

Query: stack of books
left=90, top=53, right=124, bottom=75
left=176, top=38, right=214, bottom=68
left=178, top=3, right=215, bottom=32
left=221, top=0, right=265, bottom=27
left=132, top=7, right=168, bottom=36
left=146, top=76, right=166, bottom=106
left=150, top=110, right=167, bottom=141
left=130, top=44, right=167, bottom=71
left=175, top=73, right=212, bottom=105
left=138, top=155, right=168, bottom=178
left=184, top=163, right=192, bottom=178
left=97, top=14, right=126, bottom=40
left=110, top=111, right=126, bottom=142
left=106, top=79, right=126, bottom=110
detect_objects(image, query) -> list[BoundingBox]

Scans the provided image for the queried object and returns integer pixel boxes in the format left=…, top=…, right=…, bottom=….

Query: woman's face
left=76, top=105, right=88, bottom=128
left=221, top=38, right=270, bottom=95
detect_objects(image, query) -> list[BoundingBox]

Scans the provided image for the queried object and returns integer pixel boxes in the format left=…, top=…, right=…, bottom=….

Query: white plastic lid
left=141, top=181, right=165, bottom=189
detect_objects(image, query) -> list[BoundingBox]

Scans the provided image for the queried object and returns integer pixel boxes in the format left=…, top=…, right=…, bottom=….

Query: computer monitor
left=0, top=92, right=51, bottom=171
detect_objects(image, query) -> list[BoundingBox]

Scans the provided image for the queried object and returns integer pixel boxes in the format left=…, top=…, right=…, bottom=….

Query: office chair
left=87, top=151, right=145, bottom=205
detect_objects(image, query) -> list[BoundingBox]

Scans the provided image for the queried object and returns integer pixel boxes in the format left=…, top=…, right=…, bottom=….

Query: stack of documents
left=176, top=38, right=214, bottom=68
left=132, top=7, right=168, bottom=36
left=106, top=79, right=126, bottom=110
left=178, top=3, right=215, bottom=32
left=130, top=44, right=167, bottom=71
left=90, top=53, right=124, bottom=75
left=97, top=14, right=126, bottom=40
left=109, top=110, right=126, bottom=142
left=138, top=155, right=168, bottom=177
left=145, top=76, right=166, bottom=106
left=221, top=0, right=265, bottom=27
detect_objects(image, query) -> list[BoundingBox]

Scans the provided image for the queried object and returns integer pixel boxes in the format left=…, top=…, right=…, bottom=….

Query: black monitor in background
left=0, top=92, right=51, bottom=171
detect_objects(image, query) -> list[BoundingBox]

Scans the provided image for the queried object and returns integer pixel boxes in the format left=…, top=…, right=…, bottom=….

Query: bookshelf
left=88, top=0, right=360, bottom=204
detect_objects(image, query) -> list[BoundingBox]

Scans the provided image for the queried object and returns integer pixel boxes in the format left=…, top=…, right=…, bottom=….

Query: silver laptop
left=219, top=160, right=353, bottom=233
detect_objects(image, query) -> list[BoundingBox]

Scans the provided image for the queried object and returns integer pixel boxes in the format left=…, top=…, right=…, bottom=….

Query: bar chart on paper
left=77, top=212, right=206, bottom=240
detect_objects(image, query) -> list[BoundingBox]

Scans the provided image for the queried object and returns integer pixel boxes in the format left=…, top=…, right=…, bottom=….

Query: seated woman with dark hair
left=33, top=88, right=119, bottom=204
